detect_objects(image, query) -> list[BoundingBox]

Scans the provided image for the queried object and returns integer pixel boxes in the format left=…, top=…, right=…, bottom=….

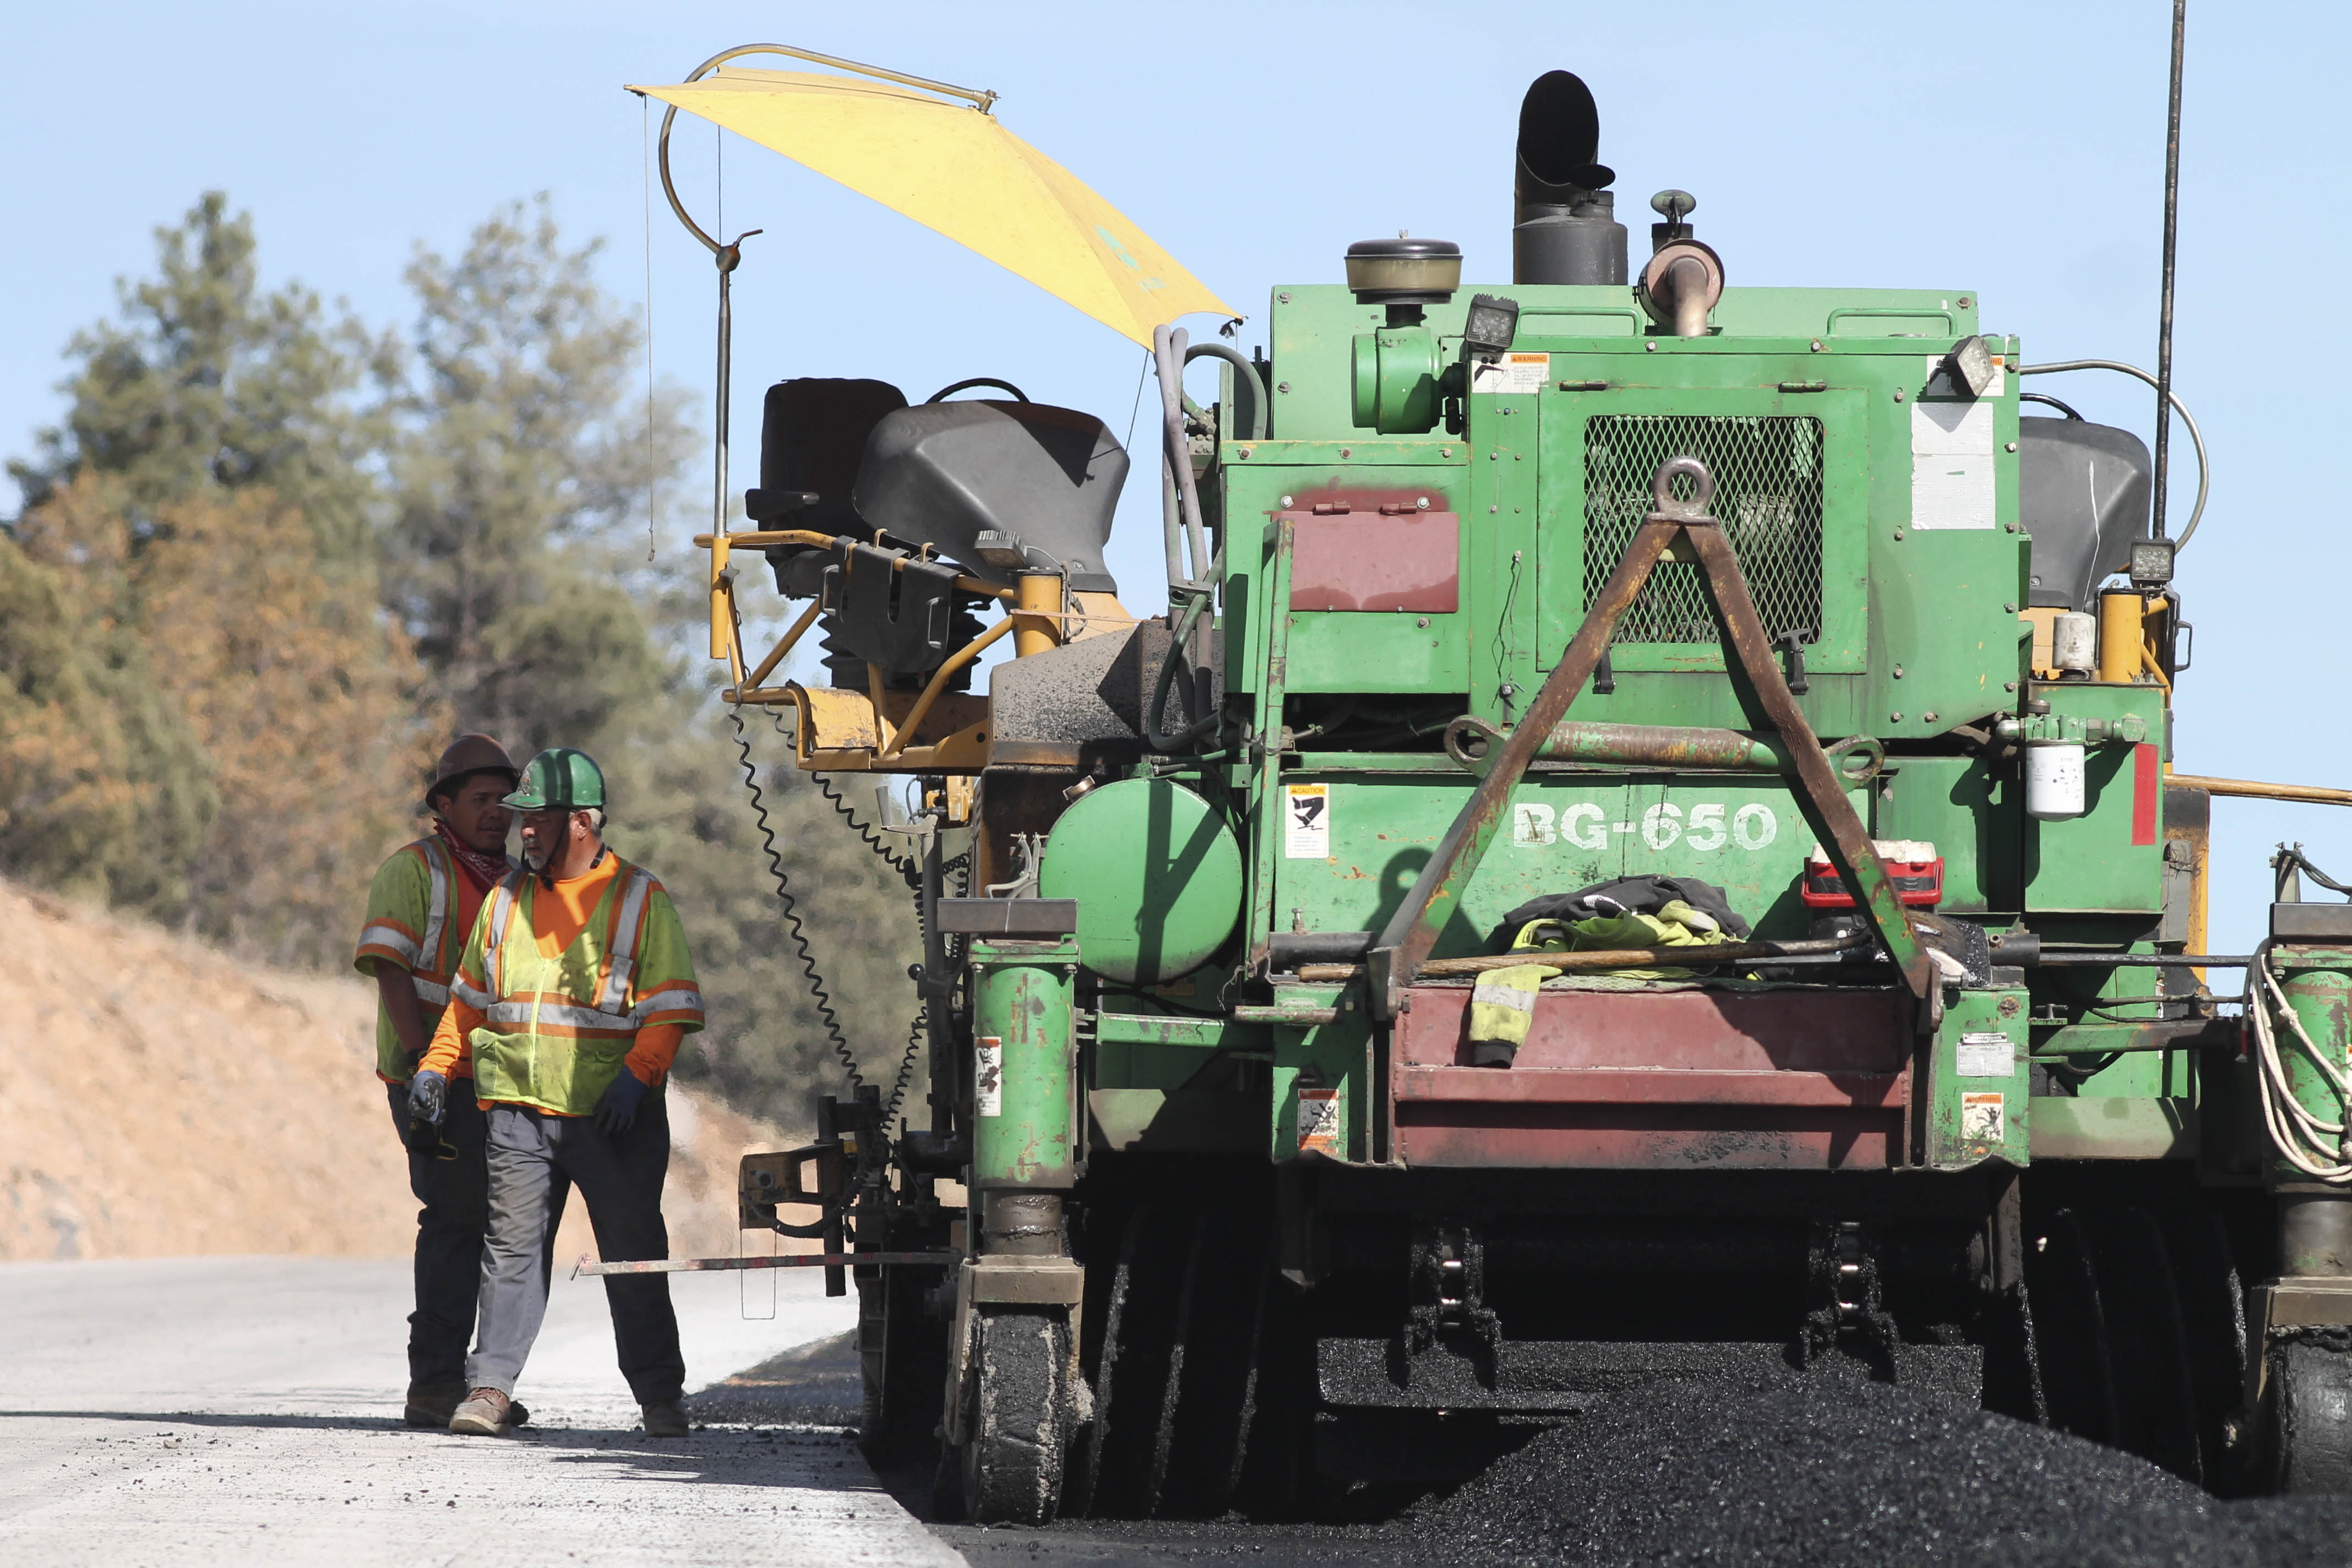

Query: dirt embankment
left=0, top=877, right=792, bottom=1264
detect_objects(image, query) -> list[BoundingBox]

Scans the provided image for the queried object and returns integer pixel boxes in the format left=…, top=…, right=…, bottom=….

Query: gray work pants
left=466, top=1096, right=684, bottom=1406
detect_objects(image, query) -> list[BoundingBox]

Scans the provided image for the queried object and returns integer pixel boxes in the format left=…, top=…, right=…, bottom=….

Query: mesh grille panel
left=1583, top=415, right=1825, bottom=645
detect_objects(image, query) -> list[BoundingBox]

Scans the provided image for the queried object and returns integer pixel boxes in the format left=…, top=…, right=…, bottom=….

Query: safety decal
left=1297, top=1086, right=1342, bottom=1156
left=1285, top=782, right=1331, bottom=859
left=1957, top=1032, right=2015, bottom=1079
left=1910, top=399, right=1995, bottom=530
left=1471, top=351, right=1550, bottom=395
left=976, top=1036, right=1004, bottom=1118
left=1961, top=1091, right=2006, bottom=1144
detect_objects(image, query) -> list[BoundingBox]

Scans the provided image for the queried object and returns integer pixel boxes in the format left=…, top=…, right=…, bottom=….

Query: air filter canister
left=2026, top=741, right=2087, bottom=820
left=2052, top=611, right=2097, bottom=676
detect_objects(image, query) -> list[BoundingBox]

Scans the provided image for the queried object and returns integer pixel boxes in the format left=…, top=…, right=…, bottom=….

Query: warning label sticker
left=1956, top=1031, right=2015, bottom=1079
left=1298, top=1087, right=1342, bottom=1155
left=1961, top=1091, right=2006, bottom=1144
left=1285, top=783, right=1331, bottom=859
left=1471, top=351, right=1550, bottom=395
left=1910, top=400, right=1996, bottom=530
left=976, top=1037, right=1004, bottom=1118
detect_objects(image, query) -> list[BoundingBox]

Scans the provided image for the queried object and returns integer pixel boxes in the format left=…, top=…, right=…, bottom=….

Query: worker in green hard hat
left=407, top=747, right=706, bottom=1439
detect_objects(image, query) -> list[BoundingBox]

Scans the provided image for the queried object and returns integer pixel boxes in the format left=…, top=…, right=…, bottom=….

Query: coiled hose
left=814, top=769, right=920, bottom=888
left=2247, top=940, right=2352, bottom=1184
left=728, top=701, right=867, bottom=1095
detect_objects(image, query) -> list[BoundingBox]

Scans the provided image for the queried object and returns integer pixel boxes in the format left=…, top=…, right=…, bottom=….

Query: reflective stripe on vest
left=597, top=869, right=655, bottom=1014
left=356, top=839, right=456, bottom=988
left=367, top=838, right=464, bottom=1081
left=468, top=857, right=662, bottom=1116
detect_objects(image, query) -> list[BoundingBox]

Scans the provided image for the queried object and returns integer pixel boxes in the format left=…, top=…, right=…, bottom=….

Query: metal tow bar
left=1365, top=454, right=1934, bottom=1018
left=573, top=1251, right=957, bottom=1278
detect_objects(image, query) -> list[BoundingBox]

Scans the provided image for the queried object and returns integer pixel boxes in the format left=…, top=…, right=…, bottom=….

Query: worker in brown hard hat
left=352, top=734, right=526, bottom=1429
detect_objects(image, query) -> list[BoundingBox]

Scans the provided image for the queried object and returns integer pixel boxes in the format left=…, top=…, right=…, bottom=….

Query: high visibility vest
left=355, top=837, right=468, bottom=1081
left=453, top=857, right=685, bottom=1117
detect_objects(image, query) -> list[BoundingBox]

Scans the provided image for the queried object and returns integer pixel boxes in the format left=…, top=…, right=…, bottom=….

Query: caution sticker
left=1298, top=1086, right=1342, bottom=1155
left=1285, top=783, right=1331, bottom=859
left=1957, top=1031, right=2015, bottom=1078
left=1471, top=351, right=1550, bottom=395
left=976, top=1036, right=1004, bottom=1118
left=1961, top=1091, right=2006, bottom=1144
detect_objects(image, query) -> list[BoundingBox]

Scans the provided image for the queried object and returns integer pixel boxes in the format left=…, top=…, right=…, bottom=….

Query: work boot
left=404, top=1383, right=466, bottom=1429
left=1471, top=1040, right=1517, bottom=1068
left=448, top=1386, right=514, bottom=1436
left=641, top=1401, right=689, bottom=1438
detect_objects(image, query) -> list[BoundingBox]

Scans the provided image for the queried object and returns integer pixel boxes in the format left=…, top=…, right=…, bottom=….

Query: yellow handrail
left=692, top=529, right=1016, bottom=602
left=876, top=616, right=1021, bottom=761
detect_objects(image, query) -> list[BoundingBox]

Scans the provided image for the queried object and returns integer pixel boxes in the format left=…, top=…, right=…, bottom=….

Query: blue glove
left=407, top=1069, right=448, bottom=1126
left=595, top=1068, right=649, bottom=1133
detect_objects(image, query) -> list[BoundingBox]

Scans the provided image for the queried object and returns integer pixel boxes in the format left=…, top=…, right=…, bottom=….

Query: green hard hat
left=503, top=748, right=606, bottom=812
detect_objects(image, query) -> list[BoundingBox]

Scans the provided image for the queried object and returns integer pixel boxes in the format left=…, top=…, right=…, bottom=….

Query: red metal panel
left=1396, top=1065, right=1905, bottom=1108
left=1392, top=1107, right=1900, bottom=1170
left=2132, top=743, right=2159, bottom=846
left=1390, top=984, right=1912, bottom=1170
left=1396, top=985, right=1910, bottom=1072
left=1287, top=511, right=1461, bottom=612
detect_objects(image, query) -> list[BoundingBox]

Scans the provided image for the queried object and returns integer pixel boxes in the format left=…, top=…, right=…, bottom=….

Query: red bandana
left=433, top=817, right=515, bottom=895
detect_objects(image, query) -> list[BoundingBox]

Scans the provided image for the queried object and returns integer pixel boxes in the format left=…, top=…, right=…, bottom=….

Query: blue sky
left=4, top=0, right=2344, bottom=955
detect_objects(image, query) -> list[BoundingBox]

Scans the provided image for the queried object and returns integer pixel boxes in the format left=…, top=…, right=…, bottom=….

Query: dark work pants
left=467, top=1095, right=684, bottom=1406
left=382, top=1081, right=488, bottom=1393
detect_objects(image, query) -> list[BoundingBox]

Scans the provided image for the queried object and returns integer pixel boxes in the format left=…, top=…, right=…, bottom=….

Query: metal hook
left=1824, top=734, right=1887, bottom=784
left=1444, top=714, right=1506, bottom=772
left=1649, top=454, right=1716, bottom=519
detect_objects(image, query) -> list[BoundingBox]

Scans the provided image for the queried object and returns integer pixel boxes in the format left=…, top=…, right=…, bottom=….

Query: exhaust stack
left=1513, top=71, right=1627, bottom=286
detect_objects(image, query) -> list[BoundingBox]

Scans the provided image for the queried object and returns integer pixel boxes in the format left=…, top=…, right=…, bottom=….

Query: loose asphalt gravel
left=18, top=1257, right=2352, bottom=1566
left=892, top=1358, right=2352, bottom=1568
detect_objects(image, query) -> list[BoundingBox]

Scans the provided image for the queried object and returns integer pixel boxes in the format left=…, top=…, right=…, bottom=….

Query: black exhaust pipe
left=1513, top=70, right=1627, bottom=286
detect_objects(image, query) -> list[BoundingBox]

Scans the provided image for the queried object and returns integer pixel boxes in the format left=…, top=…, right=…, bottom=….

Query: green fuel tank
left=1038, top=777, right=1243, bottom=986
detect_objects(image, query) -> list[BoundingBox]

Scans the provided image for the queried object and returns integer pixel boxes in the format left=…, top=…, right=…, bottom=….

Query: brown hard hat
left=426, top=733, right=519, bottom=805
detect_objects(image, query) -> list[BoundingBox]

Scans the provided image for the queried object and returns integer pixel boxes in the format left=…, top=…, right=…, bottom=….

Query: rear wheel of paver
left=2273, top=1339, right=2352, bottom=1493
left=961, top=1306, right=1072, bottom=1524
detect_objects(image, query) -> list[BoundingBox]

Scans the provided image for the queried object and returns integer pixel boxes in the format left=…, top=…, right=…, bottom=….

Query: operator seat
left=744, top=377, right=909, bottom=534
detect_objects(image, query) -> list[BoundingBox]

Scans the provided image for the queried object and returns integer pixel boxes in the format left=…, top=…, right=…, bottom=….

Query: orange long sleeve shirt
left=421, top=853, right=685, bottom=1110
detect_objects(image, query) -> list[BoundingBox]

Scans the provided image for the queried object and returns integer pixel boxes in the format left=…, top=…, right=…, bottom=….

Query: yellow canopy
left=631, top=67, right=1236, bottom=347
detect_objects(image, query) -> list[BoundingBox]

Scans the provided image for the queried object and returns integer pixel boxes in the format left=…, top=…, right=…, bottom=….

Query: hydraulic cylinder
left=968, top=936, right=1081, bottom=1243
left=2271, top=945, right=2352, bottom=1269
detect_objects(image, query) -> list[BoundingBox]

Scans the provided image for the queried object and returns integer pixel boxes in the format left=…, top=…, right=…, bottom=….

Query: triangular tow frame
left=1366, top=454, right=1933, bottom=1017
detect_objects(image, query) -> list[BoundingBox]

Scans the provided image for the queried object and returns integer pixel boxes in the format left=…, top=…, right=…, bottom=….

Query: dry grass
left=0, top=876, right=798, bottom=1263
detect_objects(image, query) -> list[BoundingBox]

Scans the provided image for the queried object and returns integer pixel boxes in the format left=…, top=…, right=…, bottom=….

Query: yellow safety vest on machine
left=448, top=857, right=703, bottom=1117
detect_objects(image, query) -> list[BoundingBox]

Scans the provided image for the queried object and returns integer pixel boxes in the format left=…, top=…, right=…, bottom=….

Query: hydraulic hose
left=2017, top=359, right=2211, bottom=547
left=2247, top=942, right=2352, bottom=1184
left=1182, top=341, right=1268, bottom=441
left=1155, top=324, right=1213, bottom=591
left=1148, top=547, right=1224, bottom=751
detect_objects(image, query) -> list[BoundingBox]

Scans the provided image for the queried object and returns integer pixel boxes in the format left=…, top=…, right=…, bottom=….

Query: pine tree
left=10, top=192, right=393, bottom=574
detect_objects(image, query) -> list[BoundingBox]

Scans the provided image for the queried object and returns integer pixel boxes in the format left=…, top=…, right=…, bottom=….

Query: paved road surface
left=0, top=1256, right=963, bottom=1568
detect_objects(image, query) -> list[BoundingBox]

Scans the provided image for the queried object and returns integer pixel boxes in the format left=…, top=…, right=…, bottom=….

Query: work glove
left=595, top=1068, right=649, bottom=1134
left=404, top=1069, right=449, bottom=1157
left=407, top=1069, right=448, bottom=1126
